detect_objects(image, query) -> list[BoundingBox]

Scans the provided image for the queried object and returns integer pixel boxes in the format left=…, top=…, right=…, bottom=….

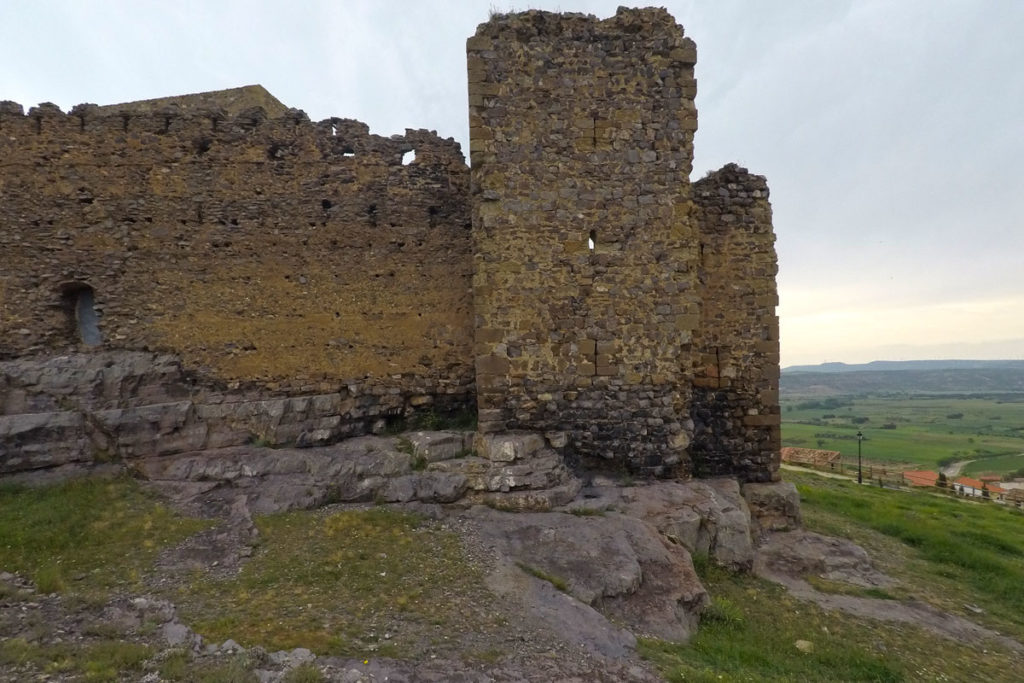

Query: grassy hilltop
left=2, top=472, right=1023, bottom=681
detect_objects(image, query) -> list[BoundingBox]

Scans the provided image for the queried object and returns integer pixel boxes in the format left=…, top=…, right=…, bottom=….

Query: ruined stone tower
left=468, top=8, right=779, bottom=479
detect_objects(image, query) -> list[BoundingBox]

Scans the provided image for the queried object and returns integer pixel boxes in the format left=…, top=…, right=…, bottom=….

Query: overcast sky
left=2, top=0, right=1021, bottom=367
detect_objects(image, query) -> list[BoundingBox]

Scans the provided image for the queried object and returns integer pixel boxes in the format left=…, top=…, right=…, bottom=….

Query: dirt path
left=781, top=463, right=853, bottom=480
left=940, top=459, right=975, bottom=477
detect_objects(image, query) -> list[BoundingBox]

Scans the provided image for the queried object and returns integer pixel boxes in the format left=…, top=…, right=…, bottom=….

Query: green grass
left=0, top=637, right=153, bottom=682
left=962, top=452, right=1024, bottom=477
left=637, top=560, right=1019, bottom=682
left=789, top=470, right=1024, bottom=639
left=282, top=663, right=327, bottom=682
left=0, top=476, right=210, bottom=598
left=172, top=507, right=495, bottom=657
left=515, top=561, right=569, bottom=592
left=782, top=396, right=1024, bottom=470
left=641, top=471, right=1024, bottom=681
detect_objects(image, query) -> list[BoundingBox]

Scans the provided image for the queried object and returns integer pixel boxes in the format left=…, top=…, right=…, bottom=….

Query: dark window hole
left=60, top=283, right=102, bottom=346
left=588, top=229, right=596, bottom=251
left=195, top=137, right=212, bottom=156
left=321, top=199, right=333, bottom=210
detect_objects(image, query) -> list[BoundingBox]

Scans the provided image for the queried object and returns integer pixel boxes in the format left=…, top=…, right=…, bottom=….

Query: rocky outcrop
left=755, top=530, right=892, bottom=589
left=474, top=507, right=709, bottom=643
left=0, top=353, right=471, bottom=476
left=743, top=480, right=802, bottom=535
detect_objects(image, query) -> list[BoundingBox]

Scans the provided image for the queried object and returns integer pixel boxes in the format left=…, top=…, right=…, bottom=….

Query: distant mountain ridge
left=784, top=359, right=1024, bottom=374
left=780, top=360, right=1024, bottom=395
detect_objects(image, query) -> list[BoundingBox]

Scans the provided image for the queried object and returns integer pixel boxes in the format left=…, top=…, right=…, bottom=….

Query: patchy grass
left=171, top=507, right=495, bottom=658
left=282, top=662, right=327, bottom=682
left=565, top=506, right=605, bottom=517
left=804, top=575, right=902, bottom=601
left=641, top=471, right=1024, bottom=680
left=189, top=653, right=257, bottom=683
left=0, top=476, right=210, bottom=598
left=157, top=649, right=192, bottom=681
left=789, top=470, right=1024, bottom=639
left=639, top=558, right=1018, bottom=682
left=0, top=637, right=153, bottom=682
left=515, top=561, right=569, bottom=592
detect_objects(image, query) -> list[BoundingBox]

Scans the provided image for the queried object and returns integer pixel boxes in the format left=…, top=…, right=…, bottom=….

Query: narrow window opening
left=401, top=150, right=415, bottom=166
left=60, top=284, right=102, bottom=346
left=331, top=124, right=338, bottom=136
left=121, top=115, right=130, bottom=133
left=194, top=137, right=212, bottom=156
left=588, top=229, right=596, bottom=251
left=341, top=146, right=355, bottom=157
left=34, top=117, right=42, bottom=134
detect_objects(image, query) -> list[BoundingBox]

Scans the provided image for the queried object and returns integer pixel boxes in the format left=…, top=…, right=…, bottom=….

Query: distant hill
left=780, top=360, right=1024, bottom=396
left=784, top=360, right=1024, bottom=374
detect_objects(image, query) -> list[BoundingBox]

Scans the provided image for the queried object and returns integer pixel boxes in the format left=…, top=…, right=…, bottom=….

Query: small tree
left=937, top=472, right=948, bottom=489
left=982, top=483, right=991, bottom=499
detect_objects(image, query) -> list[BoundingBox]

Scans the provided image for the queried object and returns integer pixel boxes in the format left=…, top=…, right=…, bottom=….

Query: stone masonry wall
left=468, top=8, right=701, bottom=475
left=691, top=165, right=781, bottom=481
left=1, top=8, right=782, bottom=484
left=0, top=100, right=474, bottom=425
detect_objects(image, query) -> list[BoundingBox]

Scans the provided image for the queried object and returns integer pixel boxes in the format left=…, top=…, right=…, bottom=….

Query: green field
left=782, top=396, right=1024, bottom=472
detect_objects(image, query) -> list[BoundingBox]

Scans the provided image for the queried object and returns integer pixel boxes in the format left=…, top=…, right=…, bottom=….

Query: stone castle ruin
left=0, top=8, right=780, bottom=492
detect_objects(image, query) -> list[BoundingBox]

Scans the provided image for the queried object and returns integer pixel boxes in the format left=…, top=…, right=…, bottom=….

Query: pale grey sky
left=2, top=0, right=1021, bottom=367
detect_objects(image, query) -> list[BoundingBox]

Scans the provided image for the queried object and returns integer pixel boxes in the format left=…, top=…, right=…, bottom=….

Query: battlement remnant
left=0, top=7, right=779, bottom=484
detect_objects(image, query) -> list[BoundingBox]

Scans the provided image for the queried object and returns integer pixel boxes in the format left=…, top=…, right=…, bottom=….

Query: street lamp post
left=857, top=430, right=864, bottom=484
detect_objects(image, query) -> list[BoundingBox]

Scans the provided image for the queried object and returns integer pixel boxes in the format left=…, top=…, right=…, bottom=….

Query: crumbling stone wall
left=468, top=8, right=702, bottom=475
left=0, top=99, right=474, bottom=428
left=691, top=165, right=781, bottom=481
left=1, top=7, right=782, bottom=484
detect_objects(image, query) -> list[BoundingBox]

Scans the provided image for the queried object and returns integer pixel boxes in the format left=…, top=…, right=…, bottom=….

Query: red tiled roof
left=954, top=476, right=985, bottom=489
left=903, top=470, right=939, bottom=486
